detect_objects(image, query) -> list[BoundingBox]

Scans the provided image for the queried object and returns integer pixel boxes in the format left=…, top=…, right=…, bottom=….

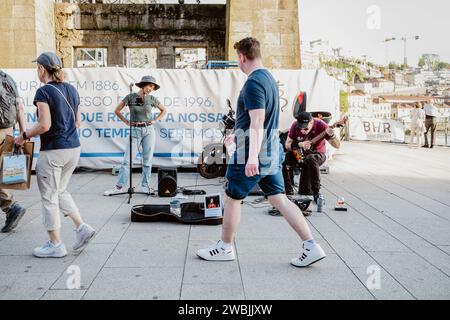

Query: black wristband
left=22, top=131, right=28, bottom=140
left=290, top=141, right=299, bottom=150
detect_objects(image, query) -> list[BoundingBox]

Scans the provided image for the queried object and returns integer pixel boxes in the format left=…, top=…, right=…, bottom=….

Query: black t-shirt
left=33, top=82, right=81, bottom=151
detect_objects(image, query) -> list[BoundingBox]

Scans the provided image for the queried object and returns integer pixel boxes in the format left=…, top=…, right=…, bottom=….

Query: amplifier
left=158, top=167, right=178, bottom=197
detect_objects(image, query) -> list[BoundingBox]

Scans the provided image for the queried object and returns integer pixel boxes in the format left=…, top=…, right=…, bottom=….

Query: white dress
left=410, top=108, right=425, bottom=133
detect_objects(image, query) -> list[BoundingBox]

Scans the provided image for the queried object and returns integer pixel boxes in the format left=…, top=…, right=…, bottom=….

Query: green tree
left=418, top=57, right=426, bottom=68
left=436, top=61, right=450, bottom=70
left=340, top=90, right=349, bottom=113
left=352, top=66, right=365, bottom=83
left=388, top=62, right=399, bottom=70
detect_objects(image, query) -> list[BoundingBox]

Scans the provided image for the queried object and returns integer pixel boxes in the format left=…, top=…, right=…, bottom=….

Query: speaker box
left=158, top=167, right=178, bottom=197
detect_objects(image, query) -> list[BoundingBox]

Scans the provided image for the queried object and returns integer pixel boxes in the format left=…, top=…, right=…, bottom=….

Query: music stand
left=108, top=83, right=151, bottom=204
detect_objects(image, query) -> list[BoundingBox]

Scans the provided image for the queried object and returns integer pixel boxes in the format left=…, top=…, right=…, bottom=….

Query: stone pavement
left=0, top=141, right=449, bottom=300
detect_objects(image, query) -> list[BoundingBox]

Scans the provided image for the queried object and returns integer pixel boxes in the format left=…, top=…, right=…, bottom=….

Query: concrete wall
left=226, top=0, right=301, bottom=69
left=0, top=0, right=55, bottom=69
left=55, top=3, right=227, bottom=68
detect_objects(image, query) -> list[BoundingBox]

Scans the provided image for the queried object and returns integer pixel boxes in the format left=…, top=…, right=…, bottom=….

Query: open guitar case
left=131, top=202, right=222, bottom=225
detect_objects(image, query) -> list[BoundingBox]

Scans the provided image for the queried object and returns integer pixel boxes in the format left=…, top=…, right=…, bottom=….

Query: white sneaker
left=140, top=186, right=151, bottom=194
left=104, top=186, right=123, bottom=196
left=73, top=223, right=96, bottom=251
left=34, top=241, right=67, bottom=258
left=291, top=243, right=326, bottom=267
left=197, top=241, right=236, bottom=261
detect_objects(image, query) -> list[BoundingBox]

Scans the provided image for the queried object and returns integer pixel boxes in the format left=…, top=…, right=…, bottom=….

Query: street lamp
left=383, top=37, right=396, bottom=65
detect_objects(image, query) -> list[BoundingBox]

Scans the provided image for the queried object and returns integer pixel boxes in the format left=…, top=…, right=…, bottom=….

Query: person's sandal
left=268, top=207, right=281, bottom=216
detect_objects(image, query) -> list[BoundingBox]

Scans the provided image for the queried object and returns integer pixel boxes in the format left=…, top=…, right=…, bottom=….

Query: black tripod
left=109, top=83, right=151, bottom=204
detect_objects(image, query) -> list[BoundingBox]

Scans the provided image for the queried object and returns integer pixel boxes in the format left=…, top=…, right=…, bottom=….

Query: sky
left=299, top=0, right=450, bottom=66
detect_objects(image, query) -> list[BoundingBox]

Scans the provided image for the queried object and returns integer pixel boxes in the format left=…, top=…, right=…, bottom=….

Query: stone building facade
left=226, top=0, right=301, bottom=69
left=1, top=0, right=300, bottom=69
left=55, top=3, right=226, bottom=68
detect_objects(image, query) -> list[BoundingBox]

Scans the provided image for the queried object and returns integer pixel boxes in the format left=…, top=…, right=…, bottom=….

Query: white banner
left=349, top=116, right=405, bottom=143
left=5, top=68, right=339, bottom=168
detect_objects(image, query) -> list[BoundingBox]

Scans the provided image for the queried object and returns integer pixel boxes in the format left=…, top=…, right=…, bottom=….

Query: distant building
left=381, top=95, right=430, bottom=104
left=436, top=70, right=450, bottom=86
left=376, top=80, right=395, bottom=93
left=421, top=70, right=450, bottom=86
left=436, top=105, right=450, bottom=118
left=348, top=92, right=373, bottom=118
left=348, top=92, right=393, bottom=119
left=300, top=49, right=321, bottom=69
left=391, top=104, right=414, bottom=121
left=354, top=83, right=373, bottom=94
left=390, top=72, right=405, bottom=86
left=353, top=79, right=396, bottom=95
left=406, top=73, right=425, bottom=87
left=372, top=102, right=392, bottom=119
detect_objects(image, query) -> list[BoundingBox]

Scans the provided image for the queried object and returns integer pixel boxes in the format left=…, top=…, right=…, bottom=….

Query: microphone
left=129, top=82, right=134, bottom=88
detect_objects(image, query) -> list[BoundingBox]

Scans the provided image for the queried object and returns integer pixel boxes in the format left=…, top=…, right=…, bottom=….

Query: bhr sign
left=349, top=117, right=405, bottom=143
left=363, top=121, right=392, bottom=134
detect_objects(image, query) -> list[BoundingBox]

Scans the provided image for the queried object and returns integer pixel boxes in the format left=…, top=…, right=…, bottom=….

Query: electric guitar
left=292, top=117, right=347, bottom=163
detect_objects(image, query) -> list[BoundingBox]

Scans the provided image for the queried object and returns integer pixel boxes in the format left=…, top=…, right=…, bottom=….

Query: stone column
left=226, top=0, right=301, bottom=69
left=0, top=0, right=55, bottom=68
left=158, top=46, right=175, bottom=69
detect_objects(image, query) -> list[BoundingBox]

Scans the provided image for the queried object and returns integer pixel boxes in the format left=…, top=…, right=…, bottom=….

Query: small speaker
left=158, top=167, right=177, bottom=197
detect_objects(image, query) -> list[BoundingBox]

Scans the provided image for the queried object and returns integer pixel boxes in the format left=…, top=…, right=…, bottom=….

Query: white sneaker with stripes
left=197, top=241, right=235, bottom=261
left=291, top=243, right=326, bottom=267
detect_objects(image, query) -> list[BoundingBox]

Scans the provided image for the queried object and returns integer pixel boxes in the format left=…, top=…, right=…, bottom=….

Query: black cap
left=296, top=111, right=313, bottom=129
left=32, top=52, right=62, bottom=71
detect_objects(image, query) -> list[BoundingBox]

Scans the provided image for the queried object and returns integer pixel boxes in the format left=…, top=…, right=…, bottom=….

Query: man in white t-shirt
left=422, top=101, right=438, bottom=148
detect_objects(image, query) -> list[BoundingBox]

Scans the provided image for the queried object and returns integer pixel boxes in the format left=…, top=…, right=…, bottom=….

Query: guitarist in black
left=283, top=112, right=341, bottom=202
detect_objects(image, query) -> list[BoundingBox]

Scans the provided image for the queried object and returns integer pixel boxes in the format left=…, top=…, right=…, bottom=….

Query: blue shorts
left=225, top=154, right=285, bottom=200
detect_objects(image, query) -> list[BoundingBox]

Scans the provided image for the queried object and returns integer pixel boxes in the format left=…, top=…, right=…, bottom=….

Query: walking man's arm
left=246, top=108, right=265, bottom=177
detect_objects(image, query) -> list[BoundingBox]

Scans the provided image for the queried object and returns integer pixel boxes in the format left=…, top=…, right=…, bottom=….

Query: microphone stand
left=109, top=83, right=150, bottom=204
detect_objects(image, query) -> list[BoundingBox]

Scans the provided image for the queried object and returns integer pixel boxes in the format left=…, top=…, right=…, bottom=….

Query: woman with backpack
left=14, top=52, right=95, bottom=258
